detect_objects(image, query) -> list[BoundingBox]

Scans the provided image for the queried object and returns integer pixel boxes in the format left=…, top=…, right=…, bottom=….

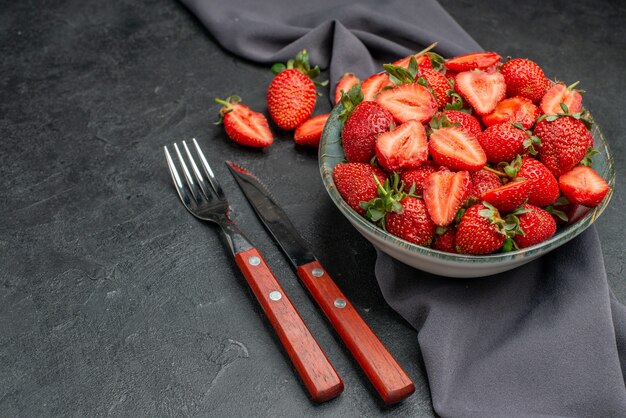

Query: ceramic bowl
left=318, top=104, right=615, bottom=278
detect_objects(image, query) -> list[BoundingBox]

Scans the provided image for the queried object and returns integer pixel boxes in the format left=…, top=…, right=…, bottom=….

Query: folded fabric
left=180, top=0, right=626, bottom=415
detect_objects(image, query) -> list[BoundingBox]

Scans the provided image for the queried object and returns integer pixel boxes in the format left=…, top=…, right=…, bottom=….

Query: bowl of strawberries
left=319, top=47, right=614, bottom=278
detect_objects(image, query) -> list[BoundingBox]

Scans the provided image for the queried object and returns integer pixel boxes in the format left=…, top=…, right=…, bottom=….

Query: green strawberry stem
left=483, top=165, right=507, bottom=177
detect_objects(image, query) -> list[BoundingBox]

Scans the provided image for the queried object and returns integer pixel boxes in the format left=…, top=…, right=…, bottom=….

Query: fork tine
left=164, top=145, right=194, bottom=207
left=182, top=140, right=213, bottom=201
left=174, top=142, right=204, bottom=203
left=192, top=138, right=226, bottom=200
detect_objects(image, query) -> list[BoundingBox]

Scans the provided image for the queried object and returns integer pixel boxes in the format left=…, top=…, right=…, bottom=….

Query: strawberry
left=334, top=73, right=360, bottom=105
left=442, top=110, right=482, bottom=137
left=500, top=58, right=549, bottom=103
left=455, top=70, right=506, bottom=115
left=400, top=162, right=438, bottom=195
left=376, top=83, right=438, bottom=124
left=267, top=50, right=324, bottom=130
left=391, top=42, right=439, bottom=72
left=482, top=96, right=540, bottom=129
left=420, top=68, right=452, bottom=110
left=513, top=204, right=556, bottom=249
left=333, top=163, right=387, bottom=215
left=456, top=203, right=507, bottom=254
left=361, top=73, right=394, bottom=101
left=540, top=82, right=583, bottom=116
left=385, top=197, right=436, bottom=246
left=482, top=179, right=530, bottom=213
left=215, top=96, right=273, bottom=148
left=423, top=170, right=471, bottom=226
left=514, top=156, right=560, bottom=207
left=534, top=116, right=593, bottom=177
left=433, top=228, right=457, bottom=253
left=429, top=126, right=487, bottom=171
left=376, top=120, right=428, bottom=172
left=445, top=51, right=502, bottom=72
left=342, top=101, right=394, bottom=163
left=294, top=114, right=329, bottom=147
left=558, top=165, right=609, bottom=208
left=476, top=123, right=529, bottom=163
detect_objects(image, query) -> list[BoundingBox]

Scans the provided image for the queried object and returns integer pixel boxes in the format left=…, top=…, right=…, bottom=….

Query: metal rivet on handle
left=334, top=298, right=346, bottom=309
left=311, top=268, right=324, bottom=277
left=269, top=291, right=282, bottom=301
left=248, top=256, right=261, bottom=266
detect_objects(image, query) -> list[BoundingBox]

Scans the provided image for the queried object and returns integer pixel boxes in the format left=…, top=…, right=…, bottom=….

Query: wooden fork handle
left=234, top=248, right=343, bottom=403
left=297, top=260, right=415, bottom=405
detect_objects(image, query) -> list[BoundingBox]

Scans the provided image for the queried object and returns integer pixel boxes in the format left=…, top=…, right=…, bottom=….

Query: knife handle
left=297, top=260, right=415, bottom=405
left=234, top=248, right=344, bottom=403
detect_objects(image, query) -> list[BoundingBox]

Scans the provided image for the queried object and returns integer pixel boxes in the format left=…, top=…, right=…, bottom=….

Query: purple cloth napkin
left=180, top=0, right=626, bottom=415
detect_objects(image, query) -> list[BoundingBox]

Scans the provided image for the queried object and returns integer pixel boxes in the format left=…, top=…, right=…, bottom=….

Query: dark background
left=1, top=0, right=624, bottom=416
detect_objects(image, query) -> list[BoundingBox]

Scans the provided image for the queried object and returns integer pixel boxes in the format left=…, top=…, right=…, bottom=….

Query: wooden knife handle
left=234, top=248, right=343, bottom=403
left=297, top=260, right=415, bottom=405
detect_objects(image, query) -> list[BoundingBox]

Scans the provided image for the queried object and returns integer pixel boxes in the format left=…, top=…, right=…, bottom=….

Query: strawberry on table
left=540, top=82, right=583, bottom=116
left=500, top=58, right=549, bottom=103
left=334, top=73, right=360, bottom=105
left=482, top=179, right=530, bottom=213
left=454, top=70, right=506, bottom=115
left=423, top=170, right=471, bottom=227
left=341, top=101, right=394, bottom=163
left=455, top=203, right=507, bottom=255
left=482, top=96, right=540, bottom=129
left=385, top=197, right=436, bottom=246
left=429, top=126, right=487, bottom=171
left=376, top=120, right=428, bottom=172
left=441, top=110, right=482, bottom=137
left=361, top=73, right=394, bottom=101
left=215, top=96, right=273, bottom=148
left=376, top=83, right=438, bottom=124
left=400, top=162, right=439, bottom=196
left=513, top=204, right=557, bottom=249
left=558, top=165, right=610, bottom=208
left=445, top=51, right=502, bottom=72
left=477, top=123, right=532, bottom=163
left=333, top=162, right=387, bottom=216
left=294, top=114, right=329, bottom=147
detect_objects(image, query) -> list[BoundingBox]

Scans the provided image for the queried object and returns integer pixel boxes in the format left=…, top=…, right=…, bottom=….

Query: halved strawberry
left=558, top=166, right=609, bottom=208
left=429, top=126, right=487, bottom=171
left=361, top=73, right=394, bottom=101
left=215, top=96, right=273, bottom=148
left=482, top=179, right=530, bottom=213
left=455, top=70, right=506, bottom=115
left=294, top=114, right=329, bottom=147
left=423, top=170, right=471, bottom=226
left=445, top=51, right=501, bottom=72
left=376, top=83, right=438, bottom=124
left=482, top=96, right=540, bottom=129
left=334, top=73, right=360, bottom=105
left=376, top=120, right=428, bottom=172
left=540, top=82, right=583, bottom=116
left=392, top=53, right=433, bottom=72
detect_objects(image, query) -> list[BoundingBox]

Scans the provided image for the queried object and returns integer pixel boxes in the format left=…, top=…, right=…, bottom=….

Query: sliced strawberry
left=392, top=53, right=433, bottom=72
left=558, top=166, right=609, bottom=208
left=482, top=179, right=530, bottom=213
left=423, top=170, right=471, bottom=226
left=375, top=120, right=428, bottom=172
left=429, top=127, right=487, bottom=171
left=216, top=96, right=273, bottom=148
left=294, top=114, right=329, bottom=147
left=482, top=96, right=540, bottom=129
left=375, top=83, right=438, bottom=124
left=445, top=51, right=502, bottom=72
left=334, top=73, right=360, bottom=105
left=540, top=82, right=583, bottom=116
left=455, top=70, right=506, bottom=115
left=361, top=73, right=394, bottom=101
left=400, top=161, right=439, bottom=195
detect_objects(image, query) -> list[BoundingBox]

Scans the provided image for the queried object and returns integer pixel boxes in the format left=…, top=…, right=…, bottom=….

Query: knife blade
left=226, top=161, right=415, bottom=405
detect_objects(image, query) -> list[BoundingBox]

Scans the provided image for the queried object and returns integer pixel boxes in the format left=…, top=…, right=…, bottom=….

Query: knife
left=226, top=161, right=415, bottom=405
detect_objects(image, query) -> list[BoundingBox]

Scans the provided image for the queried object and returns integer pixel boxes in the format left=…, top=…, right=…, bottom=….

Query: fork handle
left=234, top=248, right=344, bottom=403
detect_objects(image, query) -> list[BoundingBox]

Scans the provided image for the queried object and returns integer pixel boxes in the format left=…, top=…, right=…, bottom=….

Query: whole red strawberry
left=442, top=110, right=482, bottom=137
left=433, top=228, right=457, bottom=253
left=500, top=58, right=549, bottom=103
left=333, top=163, right=387, bottom=215
left=477, top=123, right=529, bottom=163
left=342, top=101, right=394, bottom=163
left=386, top=197, right=436, bottom=246
left=482, top=179, right=530, bottom=213
left=215, top=96, right=273, bottom=148
left=400, top=162, right=438, bottom=196
left=420, top=68, right=452, bottom=110
left=456, top=203, right=507, bottom=255
left=468, top=169, right=502, bottom=202
left=534, top=116, right=593, bottom=177
left=515, top=156, right=560, bottom=207
left=513, top=204, right=557, bottom=249
left=267, top=50, right=324, bottom=130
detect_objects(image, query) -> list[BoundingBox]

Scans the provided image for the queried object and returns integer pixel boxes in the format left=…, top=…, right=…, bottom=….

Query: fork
left=164, top=139, right=343, bottom=403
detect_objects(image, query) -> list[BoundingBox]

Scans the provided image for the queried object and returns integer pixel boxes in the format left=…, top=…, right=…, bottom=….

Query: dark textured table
left=1, top=0, right=624, bottom=416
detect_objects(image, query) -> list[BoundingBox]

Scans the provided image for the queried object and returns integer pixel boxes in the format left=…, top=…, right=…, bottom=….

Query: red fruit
left=392, top=53, right=433, bottom=72
left=482, top=96, right=540, bottom=129
left=482, top=179, right=530, bottom=213
left=420, top=68, right=452, bottom=110
left=540, top=82, right=583, bottom=116
left=361, top=73, right=394, bottom=101
left=400, top=162, right=438, bottom=195
left=445, top=51, right=502, bottom=72
left=477, top=123, right=529, bottom=163
left=534, top=116, right=593, bottom=177
left=423, top=170, right=471, bottom=226
left=514, top=204, right=557, bottom=249
left=558, top=166, right=609, bottom=208
left=500, top=58, right=549, bottom=103
left=334, top=73, right=361, bottom=105
left=215, top=96, right=273, bottom=148
left=455, top=70, right=506, bottom=115
left=342, top=101, right=394, bottom=163
left=294, top=114, right=329, bottom=147
left=386, top=197, right=436, bottom=246
left=469, top=169, right=502, bottom=201
left=376, top=120, right=428, bottom=172
left=267, top=69, right=316, bottom=130
left=333, top=163, right=387, bottom=215
left=433, top=228, right=457, bottom=253
left=376, top=83, right=438, bottom=124
left=429, top=127, right=487, bottom=171
left=456, top=204, right=506, bottom=255
left=442, top=110, right=482, bottom=137
left=516, top=157, right=560, bottom=207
